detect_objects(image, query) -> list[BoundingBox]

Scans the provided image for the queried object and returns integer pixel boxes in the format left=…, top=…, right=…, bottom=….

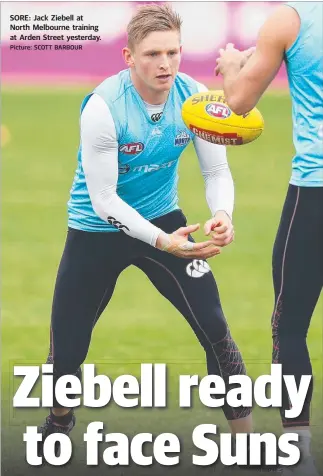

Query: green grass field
left=2, top=88, right=322, bottom=475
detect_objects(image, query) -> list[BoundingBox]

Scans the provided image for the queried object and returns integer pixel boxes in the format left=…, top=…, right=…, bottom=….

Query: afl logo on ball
left=186, top=259, right=211, bottom=278
left=205, top=103, right=231, bottom=119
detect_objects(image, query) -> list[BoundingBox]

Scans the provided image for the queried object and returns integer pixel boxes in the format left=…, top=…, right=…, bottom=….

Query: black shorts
left=272, top=184, right=323, bottom=338
left=271, top=184, right=323, bottom=427
left=48, top=209, right=248, bottom=420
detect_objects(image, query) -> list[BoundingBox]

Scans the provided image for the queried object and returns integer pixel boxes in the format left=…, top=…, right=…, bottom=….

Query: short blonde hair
left=127, top=4, right=182, bottom=50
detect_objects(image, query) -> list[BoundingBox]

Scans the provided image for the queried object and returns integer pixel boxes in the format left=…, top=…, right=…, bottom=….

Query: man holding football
left=216, top=3, right=323, bottom=476
left=38, top=3, right=254, bottom=453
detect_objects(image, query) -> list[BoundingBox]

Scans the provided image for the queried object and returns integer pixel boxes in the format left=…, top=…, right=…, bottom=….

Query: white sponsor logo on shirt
left=133, top=159, right=176, bottom=173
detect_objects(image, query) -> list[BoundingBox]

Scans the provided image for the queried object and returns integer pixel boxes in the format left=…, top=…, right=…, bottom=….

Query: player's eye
left=168, top=51, right=177, bottom=56
left=149, top=52, right=158, bottom=57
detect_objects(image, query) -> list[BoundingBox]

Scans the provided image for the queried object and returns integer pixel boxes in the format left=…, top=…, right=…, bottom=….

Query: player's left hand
left=215, top=43, right=255, bottom=76
left=204, top=211, right=234, bottom=247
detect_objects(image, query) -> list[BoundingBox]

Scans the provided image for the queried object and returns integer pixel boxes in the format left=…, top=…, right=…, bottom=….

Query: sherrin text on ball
left=182, top=90, right=264, bottom=145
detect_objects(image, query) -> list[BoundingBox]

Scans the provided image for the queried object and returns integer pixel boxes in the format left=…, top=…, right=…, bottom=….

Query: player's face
left=129, top=30, right=181, bottom=94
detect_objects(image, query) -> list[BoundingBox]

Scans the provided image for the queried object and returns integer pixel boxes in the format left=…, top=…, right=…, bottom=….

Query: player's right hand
left=156, top=224, right=221, bottom=259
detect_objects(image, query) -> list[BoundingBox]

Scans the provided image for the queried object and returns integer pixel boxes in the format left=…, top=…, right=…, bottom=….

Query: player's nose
left=159, top=54, right=170, bottom=70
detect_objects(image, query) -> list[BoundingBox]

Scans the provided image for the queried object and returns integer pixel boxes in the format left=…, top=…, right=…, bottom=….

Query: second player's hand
left=156, top=224, right=221, bottom=259
left=204, top=211, right=234, bottom=247
left=215, top=43, right=255, bottom=76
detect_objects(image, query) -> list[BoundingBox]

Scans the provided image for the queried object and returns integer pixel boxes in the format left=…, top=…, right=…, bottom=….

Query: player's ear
left=123, top=47, right=135, bottom=67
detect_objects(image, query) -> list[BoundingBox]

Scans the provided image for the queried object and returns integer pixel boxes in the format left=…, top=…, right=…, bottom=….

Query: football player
left=216, top=3, right=323, bottom=475
left=38, top=3, right=254, bottom=456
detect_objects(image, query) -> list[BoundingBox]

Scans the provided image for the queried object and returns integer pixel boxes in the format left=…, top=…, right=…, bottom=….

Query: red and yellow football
left=182, top=90, right=264, bottom=146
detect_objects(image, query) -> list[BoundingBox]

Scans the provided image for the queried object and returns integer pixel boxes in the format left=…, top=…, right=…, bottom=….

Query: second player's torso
left=286, top=2, right=323, bottom=187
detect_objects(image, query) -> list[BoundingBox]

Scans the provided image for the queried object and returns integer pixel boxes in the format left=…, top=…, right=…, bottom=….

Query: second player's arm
left=216, top=5, right=298, bottom=114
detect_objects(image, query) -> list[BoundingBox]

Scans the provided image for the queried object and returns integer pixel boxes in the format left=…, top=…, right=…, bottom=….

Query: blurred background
left=1, top=2, right=322, bottom=476
left=2, top=1, right=287, bottom=84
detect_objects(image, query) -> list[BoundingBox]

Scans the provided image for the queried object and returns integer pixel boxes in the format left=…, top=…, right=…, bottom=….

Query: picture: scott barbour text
left=10, top=44, right=84, bottom=51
